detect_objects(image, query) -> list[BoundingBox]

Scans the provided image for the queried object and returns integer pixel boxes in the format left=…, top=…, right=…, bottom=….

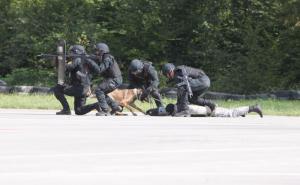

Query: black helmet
left=166, top=103, right=177, bottom=116
left=95, top=43, right=110, bottom=54
left=68, top=45, right=86, bottom=55
left=129, top=59, right=144, bottom=75
left=162, top=63, right=175, bottom=76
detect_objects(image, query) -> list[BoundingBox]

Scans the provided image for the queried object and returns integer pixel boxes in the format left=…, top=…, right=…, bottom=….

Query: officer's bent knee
left=75, top=109, right=84, bottom=115
left=95, top=88, right=105, bottom=95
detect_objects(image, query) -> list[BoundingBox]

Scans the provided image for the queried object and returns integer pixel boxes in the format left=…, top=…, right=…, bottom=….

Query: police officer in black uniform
left=162, top=63, right=216, bottom=117
left=54, top=45, right=101, bottom=115
left=93, top=43, right=123, bottom=116
left=128, top=59, right=165, bottom=112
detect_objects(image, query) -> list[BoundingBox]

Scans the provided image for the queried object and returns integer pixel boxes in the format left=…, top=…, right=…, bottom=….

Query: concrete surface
left=0, top=109, right=300, bottom=185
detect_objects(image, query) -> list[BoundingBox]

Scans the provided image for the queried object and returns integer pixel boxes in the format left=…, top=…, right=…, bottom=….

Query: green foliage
left=215, top=99, right=300, bottom=116
left=0, top=0, right=299, bottom=93
left=2, top=68, right=56, bottom=86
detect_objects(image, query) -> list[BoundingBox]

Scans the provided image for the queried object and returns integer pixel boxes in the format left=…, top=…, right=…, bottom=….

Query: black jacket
left=66, top=57, right=100, bottom=87
left=169, top=65, right=206, bottom=85
left=128, top=62, right=159, bottom=89
left=95, top=54, right=122, bottom=81
left=175, top=65, right=206, bottom=79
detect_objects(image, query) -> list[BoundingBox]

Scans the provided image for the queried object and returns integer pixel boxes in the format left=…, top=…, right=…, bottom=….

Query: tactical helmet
left=68, top=45, right=86, bottom=55
left=129, top=59, right=144, bottom=75
left=162, top=63, right=175, bottom=76
left=166, top=103, right=177, bottom=116
left=95, top=43, right=110, bottom=54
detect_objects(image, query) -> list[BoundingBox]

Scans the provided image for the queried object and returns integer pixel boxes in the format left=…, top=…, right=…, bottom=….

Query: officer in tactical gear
left=53, top=45, right=101, bottom=115
left=93, top=43, right=123, bottom=116
left=128, top=59, right=165, bottom=112
left=161, top=63, right=216, bottom=117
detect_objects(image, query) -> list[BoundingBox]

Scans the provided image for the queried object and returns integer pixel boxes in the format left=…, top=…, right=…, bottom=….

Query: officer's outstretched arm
left=86, top=58, right=100, bottom=74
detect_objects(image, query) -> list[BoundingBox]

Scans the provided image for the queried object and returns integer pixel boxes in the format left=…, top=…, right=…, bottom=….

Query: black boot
left=249, top=104, right=263, bottom=118
left=54, top=84, right=71, bottom=114
left=193, top=98, right=216, bottom=112
left=107, top=95, right=122, bottom=115
left=96, top=111, right=111, bottom=116
left=96, top=108, right=111, bottom=116
left=56, top=109, right=71, bottom=115
left=110, top=106, right=123, bottom=115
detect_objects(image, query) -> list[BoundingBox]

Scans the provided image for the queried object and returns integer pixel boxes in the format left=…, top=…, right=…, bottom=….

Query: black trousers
left=53, top=84, right=98, bottom=115
left=177, top=75, right=211, bottom=111
left=148, top=88, right=163, bottom=107
left=95, top=78, right=122, bottom=112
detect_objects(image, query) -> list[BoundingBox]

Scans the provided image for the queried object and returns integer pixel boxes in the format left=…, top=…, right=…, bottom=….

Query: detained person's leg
left=213, top=105, right=263, bottom=117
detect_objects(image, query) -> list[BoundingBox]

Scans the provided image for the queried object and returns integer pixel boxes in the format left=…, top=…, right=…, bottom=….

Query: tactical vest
left=102, top=55, right=122, bottom=79
left=69, top=58, right=91, bottom=87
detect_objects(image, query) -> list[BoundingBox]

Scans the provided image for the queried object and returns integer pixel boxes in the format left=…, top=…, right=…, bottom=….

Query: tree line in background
left=0, top=0, right=299, bottom=93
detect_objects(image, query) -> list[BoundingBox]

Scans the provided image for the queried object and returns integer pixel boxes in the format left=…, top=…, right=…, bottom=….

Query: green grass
left=214, top=99, right=300, bottom=116
left=0, top=94, right=65, bottom=110
left=0, top=94, right=299, bottom=116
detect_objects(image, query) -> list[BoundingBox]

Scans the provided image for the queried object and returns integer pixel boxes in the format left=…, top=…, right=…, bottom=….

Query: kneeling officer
left=128, top=59, right=165, bottom=113
left=162, top=63, right=216, bottom=117
left=93, top=43, right=123, bottom=116
left=53, top=45, right=100, bottom=115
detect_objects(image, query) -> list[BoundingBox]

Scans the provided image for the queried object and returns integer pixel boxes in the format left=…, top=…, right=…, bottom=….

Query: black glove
left=141, top=86, right=154, bottom=101
left=140, top=90, right=149, bottom=102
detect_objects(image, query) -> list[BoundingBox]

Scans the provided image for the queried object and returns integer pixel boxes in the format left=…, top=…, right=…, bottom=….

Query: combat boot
left=206, top=101, right=217, bottom=112
left=194, top=98, right=217, bottom=112
left=174, top=109, right=191, bottom=117
left=110, top=106, right=123, bottom=115
left=249, top=104, right=263, bottom=118
left=96, top=109, right=111, bottom=116
left=56, top=109, right=71, bottom=115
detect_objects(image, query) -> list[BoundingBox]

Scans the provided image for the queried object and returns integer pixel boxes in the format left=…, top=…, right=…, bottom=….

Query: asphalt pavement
left=0, top=109, right=300, bottom=185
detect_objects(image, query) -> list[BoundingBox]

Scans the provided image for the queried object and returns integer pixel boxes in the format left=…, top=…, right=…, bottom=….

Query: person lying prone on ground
left=146, top=103, right=263, bottom=118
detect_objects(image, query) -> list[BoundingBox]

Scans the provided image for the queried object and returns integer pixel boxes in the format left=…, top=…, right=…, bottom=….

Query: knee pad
left=53, top=85, right=63, bottom=94
left=74, top=108, right=83, bottom=115
left=202, top=76, right=211, bottom=89
left=95, top=88, right=105, bottom=96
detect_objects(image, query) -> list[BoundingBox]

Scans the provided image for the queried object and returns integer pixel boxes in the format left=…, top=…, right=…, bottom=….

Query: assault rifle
left=37, top=53, right=97, bottom=60
left=37, top=40, right=97, bottom=85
